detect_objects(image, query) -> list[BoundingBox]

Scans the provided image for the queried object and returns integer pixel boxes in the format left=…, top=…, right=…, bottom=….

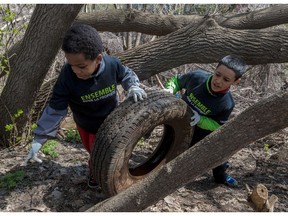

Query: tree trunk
left=0, top=4, right=83, bottom=146
left=2, top=4, right=288, bottom=79
left=74, top=5, right=288, bottom=36
left=126, top=4, right=133, bottom=50
left=87, top=88, right=288, bottom=212
left=118, top=18, right=288, bottom=80
left=246, top=184, right=279, bottom=212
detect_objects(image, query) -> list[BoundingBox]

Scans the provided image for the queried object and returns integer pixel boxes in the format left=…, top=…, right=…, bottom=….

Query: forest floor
left=0, top=127, right=287, bottom=212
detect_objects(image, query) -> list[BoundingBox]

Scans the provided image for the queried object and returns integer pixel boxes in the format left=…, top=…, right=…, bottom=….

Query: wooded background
left=0, top=4, right=287, bottom=147
left=0, top=4, right=287, bottom=211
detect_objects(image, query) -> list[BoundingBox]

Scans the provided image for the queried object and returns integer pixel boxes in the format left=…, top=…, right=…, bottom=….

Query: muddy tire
left=91, top=89, right=194, bottom=197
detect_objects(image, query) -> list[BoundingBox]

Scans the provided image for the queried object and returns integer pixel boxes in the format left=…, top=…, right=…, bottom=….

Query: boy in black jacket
left=25, top=24, right=147, bottom=188
left=165, top=55, right=247, bottom=187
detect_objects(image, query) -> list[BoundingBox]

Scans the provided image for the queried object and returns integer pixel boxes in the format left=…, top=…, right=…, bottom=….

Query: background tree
left=0, top=4, right=83, bottom=146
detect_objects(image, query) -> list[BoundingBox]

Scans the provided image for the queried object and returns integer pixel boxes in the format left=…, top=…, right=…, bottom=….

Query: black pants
left=190, top=126, right=227, bottom=184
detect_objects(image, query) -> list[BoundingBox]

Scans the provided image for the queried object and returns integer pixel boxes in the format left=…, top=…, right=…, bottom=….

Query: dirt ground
left=0, top=127, right=287, bottom=212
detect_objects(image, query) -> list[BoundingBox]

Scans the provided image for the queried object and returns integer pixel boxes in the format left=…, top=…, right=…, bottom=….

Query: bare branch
left=74, top=5, right=288, bottom=36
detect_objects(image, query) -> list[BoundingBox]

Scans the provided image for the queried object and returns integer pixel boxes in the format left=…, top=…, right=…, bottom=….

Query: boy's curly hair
left=62, top=24, right=103, bottom=60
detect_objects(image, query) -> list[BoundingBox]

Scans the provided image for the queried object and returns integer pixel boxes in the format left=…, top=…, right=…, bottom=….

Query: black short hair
left=217, top=55, right=247, bottom=80
left=62, top=24, right=103, bottom=60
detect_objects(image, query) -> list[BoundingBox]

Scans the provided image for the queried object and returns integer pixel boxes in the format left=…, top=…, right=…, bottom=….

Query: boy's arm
left=116, top=62, right=140, bottom=91
left=25, top=105, right=67, bottom=164
left=34, top=68, right=70, bottom=144
left=117, top=63, right=147, bottom=102
left=197, top=116, right=221, bottom=131
left=120, top=66, right=141, bottom=90
left=165, top=75, right=180, bottom=94
left=197, top=107, right=233, bottom=131
left=33, top=105, right=68, bottom=144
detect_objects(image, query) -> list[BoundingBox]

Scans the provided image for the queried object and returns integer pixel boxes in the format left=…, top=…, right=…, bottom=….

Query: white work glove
left=190, top=109, right=201, bottom=126
left=24, top=140, right=43, bottom=165
left=127, top=85, right=147, bottom=103
left=164, top=88, right=173, bottom=94
left=164, top=88, right=181, bottom=98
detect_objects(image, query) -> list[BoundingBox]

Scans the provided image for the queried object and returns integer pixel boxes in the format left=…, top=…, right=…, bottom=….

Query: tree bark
left=2, top=4, right=288, bottom=79
left=74, top=5, right=288, bottom=36
left=1, top=4, right=288, bottom=146
left=74, top=9, right=201, bottom=36
left=87, top=88, right=288, bottom=212
left=118, top=18, right=288, bottom=80
left=215, top=4, right=288, bottom=30
left=0, top=4, right=83, bottom=146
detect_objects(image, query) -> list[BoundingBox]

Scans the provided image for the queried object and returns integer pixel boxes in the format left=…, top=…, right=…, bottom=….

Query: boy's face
left=211, top=65, right=239, bottom=92
left=65, top=52, right=101, bottom=80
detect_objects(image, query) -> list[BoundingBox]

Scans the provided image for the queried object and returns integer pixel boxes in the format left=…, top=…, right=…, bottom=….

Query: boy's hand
left=128, top=86, right=147, bottom=102
left=24, top=140, right=43, bottom=165
left=164, top=88, right=173, bottom=94
left=190, top=109, right=201, bottom=126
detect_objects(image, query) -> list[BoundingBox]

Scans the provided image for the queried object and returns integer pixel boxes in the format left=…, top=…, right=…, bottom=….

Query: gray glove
left=127, top=85, right=147, bottom=102
left=24, top=140, right=43, bottom=165
left=190, top=109, right=201, bottom=126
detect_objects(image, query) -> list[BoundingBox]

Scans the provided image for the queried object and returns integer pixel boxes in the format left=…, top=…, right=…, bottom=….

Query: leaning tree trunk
left=87, top=88, right=288, bottom=212
left=73, top=4, right=288, bottom=36
left=0, top=4, right=83, bottom=147
left=118, top=17, right=288, bottom=80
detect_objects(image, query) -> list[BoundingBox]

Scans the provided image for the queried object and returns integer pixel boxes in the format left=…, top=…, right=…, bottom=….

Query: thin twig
left=155, top=74, right=165, bottom=89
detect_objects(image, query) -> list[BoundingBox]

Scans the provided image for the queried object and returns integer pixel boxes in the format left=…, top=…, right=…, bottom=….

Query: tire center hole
left=128, top=125, right=173, bottom=177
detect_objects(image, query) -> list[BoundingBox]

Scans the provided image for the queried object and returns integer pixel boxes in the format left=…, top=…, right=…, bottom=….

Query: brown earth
left=0, top=128, right=287, bottom=212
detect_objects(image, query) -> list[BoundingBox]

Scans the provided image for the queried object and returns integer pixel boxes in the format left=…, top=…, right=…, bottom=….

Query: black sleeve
left=49, top=64, right=71, bottom=110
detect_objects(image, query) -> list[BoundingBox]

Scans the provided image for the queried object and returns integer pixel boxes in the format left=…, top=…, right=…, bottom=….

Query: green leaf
left=5, top=124, right=13, bottom=132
